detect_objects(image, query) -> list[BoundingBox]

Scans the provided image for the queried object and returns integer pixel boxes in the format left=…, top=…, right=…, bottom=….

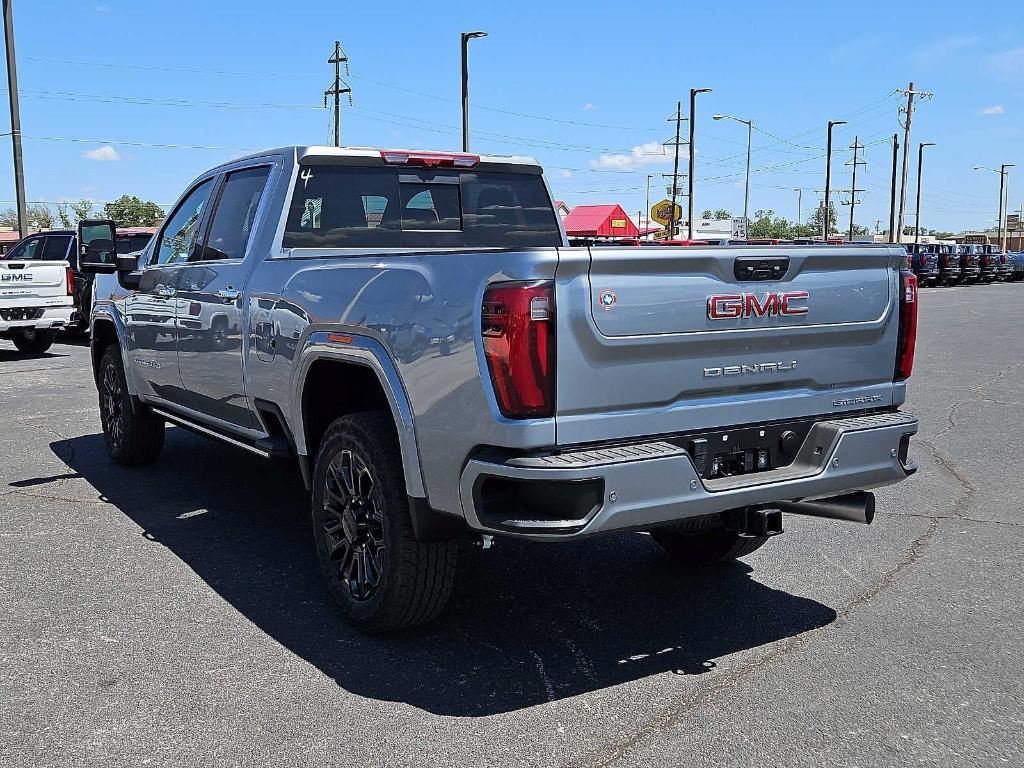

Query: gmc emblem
left=707, top=291, right=808, bottom=320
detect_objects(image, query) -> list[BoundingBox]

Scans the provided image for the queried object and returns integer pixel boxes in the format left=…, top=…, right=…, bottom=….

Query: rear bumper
left=0, top=306, right=74, bottom=333
left=460, top=411, right=918, bottom=540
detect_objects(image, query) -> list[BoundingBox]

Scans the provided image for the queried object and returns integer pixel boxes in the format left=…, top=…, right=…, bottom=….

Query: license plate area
left=671, top=418, right=818, bottom=480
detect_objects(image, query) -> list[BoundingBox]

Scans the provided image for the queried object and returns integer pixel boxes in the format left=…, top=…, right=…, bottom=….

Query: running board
left=150, top=407, right=271, bottom=459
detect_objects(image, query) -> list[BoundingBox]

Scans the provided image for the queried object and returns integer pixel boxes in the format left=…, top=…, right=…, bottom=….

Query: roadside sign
left=1007, top=213, right=1020, bottom=230
left=731, top=216, right=748, bottom=240
left=610, top=219, right=627, bottom=228
left=651, top=199, right=682, bottom=226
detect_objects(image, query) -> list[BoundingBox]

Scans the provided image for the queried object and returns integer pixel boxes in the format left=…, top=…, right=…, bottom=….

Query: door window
left=196, top=166, right=271, bottom=261
left=41, top=235, right=73, bottom=262
left=154, top=179, right=215, bottom=265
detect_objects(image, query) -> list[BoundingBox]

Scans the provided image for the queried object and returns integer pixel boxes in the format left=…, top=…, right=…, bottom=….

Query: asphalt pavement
left=1, top=282, right=1022, bottom=767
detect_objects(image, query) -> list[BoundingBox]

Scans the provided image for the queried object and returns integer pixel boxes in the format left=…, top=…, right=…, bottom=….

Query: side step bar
left=150, top=407, right=271, bottom=459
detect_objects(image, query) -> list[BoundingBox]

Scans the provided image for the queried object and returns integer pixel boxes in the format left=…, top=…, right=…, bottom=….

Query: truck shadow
left=49, top=430, right=837, bottom=717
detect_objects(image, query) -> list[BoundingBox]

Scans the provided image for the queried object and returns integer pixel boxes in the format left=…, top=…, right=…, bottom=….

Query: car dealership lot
left=1, top=283, right=1022, bottom=768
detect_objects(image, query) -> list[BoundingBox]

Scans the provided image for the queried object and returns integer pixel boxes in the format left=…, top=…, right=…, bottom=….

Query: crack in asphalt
left=571, top=357, right=1022, bottom=768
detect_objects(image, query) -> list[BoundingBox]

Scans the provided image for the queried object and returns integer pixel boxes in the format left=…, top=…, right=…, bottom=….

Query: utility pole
left=2, top=0, right=26, bottom=237
left=823, top=120, right=846, bottom=241
left=794, top=188, right=802, bottom=228
left=687, top=87, right=712, bottom=240
left=324, top=41, right=351, bottom=147
left=845, top=136, right=866, bottom=241
left=998, top=164, right=1013, bottom=251
left=914, top=142, right=935, bottom=246
left=888, top=133, right=899, bottom=242
left=896, top=82, right=933, bottom=243
left=645, top=173, right=653, bottom=240
left=664, top=102, right=686, bottom=239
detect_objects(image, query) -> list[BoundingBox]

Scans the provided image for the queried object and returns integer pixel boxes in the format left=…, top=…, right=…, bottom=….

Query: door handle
left=155, top=286, right=177, bottom=298
left=215, top=288, right=240, bottom=301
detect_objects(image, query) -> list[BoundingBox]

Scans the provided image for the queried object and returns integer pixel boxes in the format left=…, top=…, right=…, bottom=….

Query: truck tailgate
left=554, top=245, right=904, bottom=446
left=0, top=260, right=70, bottom=307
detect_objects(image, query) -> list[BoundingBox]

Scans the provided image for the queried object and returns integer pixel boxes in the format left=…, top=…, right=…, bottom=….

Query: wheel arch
left=90, top=309, right=138, bottom=397
left=293, top=333, right=426, bottom=498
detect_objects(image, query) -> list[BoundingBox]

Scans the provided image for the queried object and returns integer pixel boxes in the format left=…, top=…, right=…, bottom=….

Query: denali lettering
left=707, top=291, right=809, bottom=320
left=704, top=361, right=798, bottom=377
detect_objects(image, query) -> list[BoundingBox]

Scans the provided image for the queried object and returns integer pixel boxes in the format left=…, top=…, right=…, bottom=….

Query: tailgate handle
left=734, top=256, right=789, bottom=281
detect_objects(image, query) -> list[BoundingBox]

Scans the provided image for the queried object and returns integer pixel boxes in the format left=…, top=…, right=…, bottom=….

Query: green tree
left=701, top=209, right=713, bottom=219
left=713, top=208, right=732, bottom=220
left=102, top=195, right=164, bottom=227
left=0, top=204, right=54, bottom=231
left=748, top=209, right=795, bottom=239
left=809, top=202, right=839, bottom=236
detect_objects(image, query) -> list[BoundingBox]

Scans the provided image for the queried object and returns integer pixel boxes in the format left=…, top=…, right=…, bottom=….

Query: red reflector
left=379, top=150, right=479, bottom=168
left=895, top=270, right=918, bottom=381
left=481, top=281, right=555, bottom=419
left=66, top=266, right=74, bottom=296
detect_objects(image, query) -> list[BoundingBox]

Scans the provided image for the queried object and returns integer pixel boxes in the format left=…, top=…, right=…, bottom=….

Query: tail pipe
left=776, top=491, right=875, bottom=525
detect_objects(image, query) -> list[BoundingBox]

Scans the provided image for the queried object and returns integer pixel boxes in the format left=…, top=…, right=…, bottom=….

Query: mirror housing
left=77, top=219, right=119, bottom=274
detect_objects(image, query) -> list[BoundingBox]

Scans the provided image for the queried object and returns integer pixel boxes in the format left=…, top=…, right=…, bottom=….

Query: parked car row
left=904, top=243, right=1023, bottom=286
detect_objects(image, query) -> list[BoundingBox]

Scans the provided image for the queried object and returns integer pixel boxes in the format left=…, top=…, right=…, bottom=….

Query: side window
left=4, top=237, right=43, bottom=261
left=154, top=179, right=215, bottom=266
left=196, top=166, right=271, bottom=261
left=41, top=235, right=72, bottom=261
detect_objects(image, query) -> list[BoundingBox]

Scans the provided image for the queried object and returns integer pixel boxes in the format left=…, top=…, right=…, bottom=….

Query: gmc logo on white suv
left=707, top=291, right=808, bottom=320
left=1, top=273, right=33, bottom=282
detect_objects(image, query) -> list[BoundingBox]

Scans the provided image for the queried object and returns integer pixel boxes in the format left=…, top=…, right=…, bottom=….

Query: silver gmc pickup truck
left=78, top=146, right=920, bottom=632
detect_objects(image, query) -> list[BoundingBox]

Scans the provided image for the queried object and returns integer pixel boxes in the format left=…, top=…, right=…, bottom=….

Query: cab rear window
left=283, top=165, right=561, bottom=249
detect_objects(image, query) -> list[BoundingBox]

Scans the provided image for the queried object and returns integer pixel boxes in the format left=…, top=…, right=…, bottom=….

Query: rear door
left=555, top=245, right=902, bottom=446
left=175, top=165, right=272, bottom=428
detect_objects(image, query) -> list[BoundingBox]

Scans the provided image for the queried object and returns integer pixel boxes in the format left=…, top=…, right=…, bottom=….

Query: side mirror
left=77, top=219, right=118, bottom=274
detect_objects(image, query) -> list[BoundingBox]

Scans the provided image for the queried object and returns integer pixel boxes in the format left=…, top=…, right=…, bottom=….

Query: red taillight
left=379, top=150, right=479, bottom=168
left=66, top=266, right=74, bottom=296
left=481, top=281, right=555, bottom=419
left=895, top=270, right=918, bottom=381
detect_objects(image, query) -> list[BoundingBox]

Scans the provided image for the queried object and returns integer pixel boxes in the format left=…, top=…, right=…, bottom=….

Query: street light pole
left=823, top=120, right=846, bottom=241
left=975, top=164, right=1015, bottom=251
left=2, top=0, right=26, bottom=237
left=687, top=87, right=712, bottom=240
left=914, top=142, right=935, bottom=246
left=794, top=188, right=802, bottom=228
left=713, top=113, right=753, bottom=228
left=460, top=31, right=487, bottom=152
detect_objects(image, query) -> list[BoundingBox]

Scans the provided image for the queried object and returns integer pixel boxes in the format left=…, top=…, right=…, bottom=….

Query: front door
left=124, top=178, right=216, bottom=403
left=176, top=165, right=272, bottom=429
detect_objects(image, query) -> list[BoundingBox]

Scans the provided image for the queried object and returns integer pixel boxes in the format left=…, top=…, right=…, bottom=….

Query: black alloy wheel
left=321, top=448, right=387, bottom=600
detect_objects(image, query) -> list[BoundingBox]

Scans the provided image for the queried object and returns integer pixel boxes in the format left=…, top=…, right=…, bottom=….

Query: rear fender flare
left=292, top=331, right=426, bottom=498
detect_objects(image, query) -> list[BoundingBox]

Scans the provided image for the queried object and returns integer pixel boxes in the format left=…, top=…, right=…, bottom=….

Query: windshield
left=283, top=165, right=561, bottom=249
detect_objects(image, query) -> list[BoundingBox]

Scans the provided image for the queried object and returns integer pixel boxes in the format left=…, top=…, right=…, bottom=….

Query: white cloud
left=582, top=103, right=597, bottom=111
left=980, top=104, right=1004, bottom=115
left=591, top=141, right=674, bottom=171
left=558, top=169, right=573, bottom=178
left=82, top=144, right=120, bottom=161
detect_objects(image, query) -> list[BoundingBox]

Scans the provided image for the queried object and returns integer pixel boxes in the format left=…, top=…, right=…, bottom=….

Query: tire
left=97, top=345, right=165, bottom=466
left=12, top=329, right=55, bottom=354
left=650, top=517, right=769, bottom=566
left=311, top=412, right=457, bottom=633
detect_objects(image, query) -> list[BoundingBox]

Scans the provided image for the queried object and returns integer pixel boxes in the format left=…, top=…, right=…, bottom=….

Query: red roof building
left=562, top=204, right=639, bottom=238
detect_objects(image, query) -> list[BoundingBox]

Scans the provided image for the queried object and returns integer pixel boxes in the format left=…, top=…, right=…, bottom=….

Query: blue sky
left=2, top=0, right=1022, bottom=233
